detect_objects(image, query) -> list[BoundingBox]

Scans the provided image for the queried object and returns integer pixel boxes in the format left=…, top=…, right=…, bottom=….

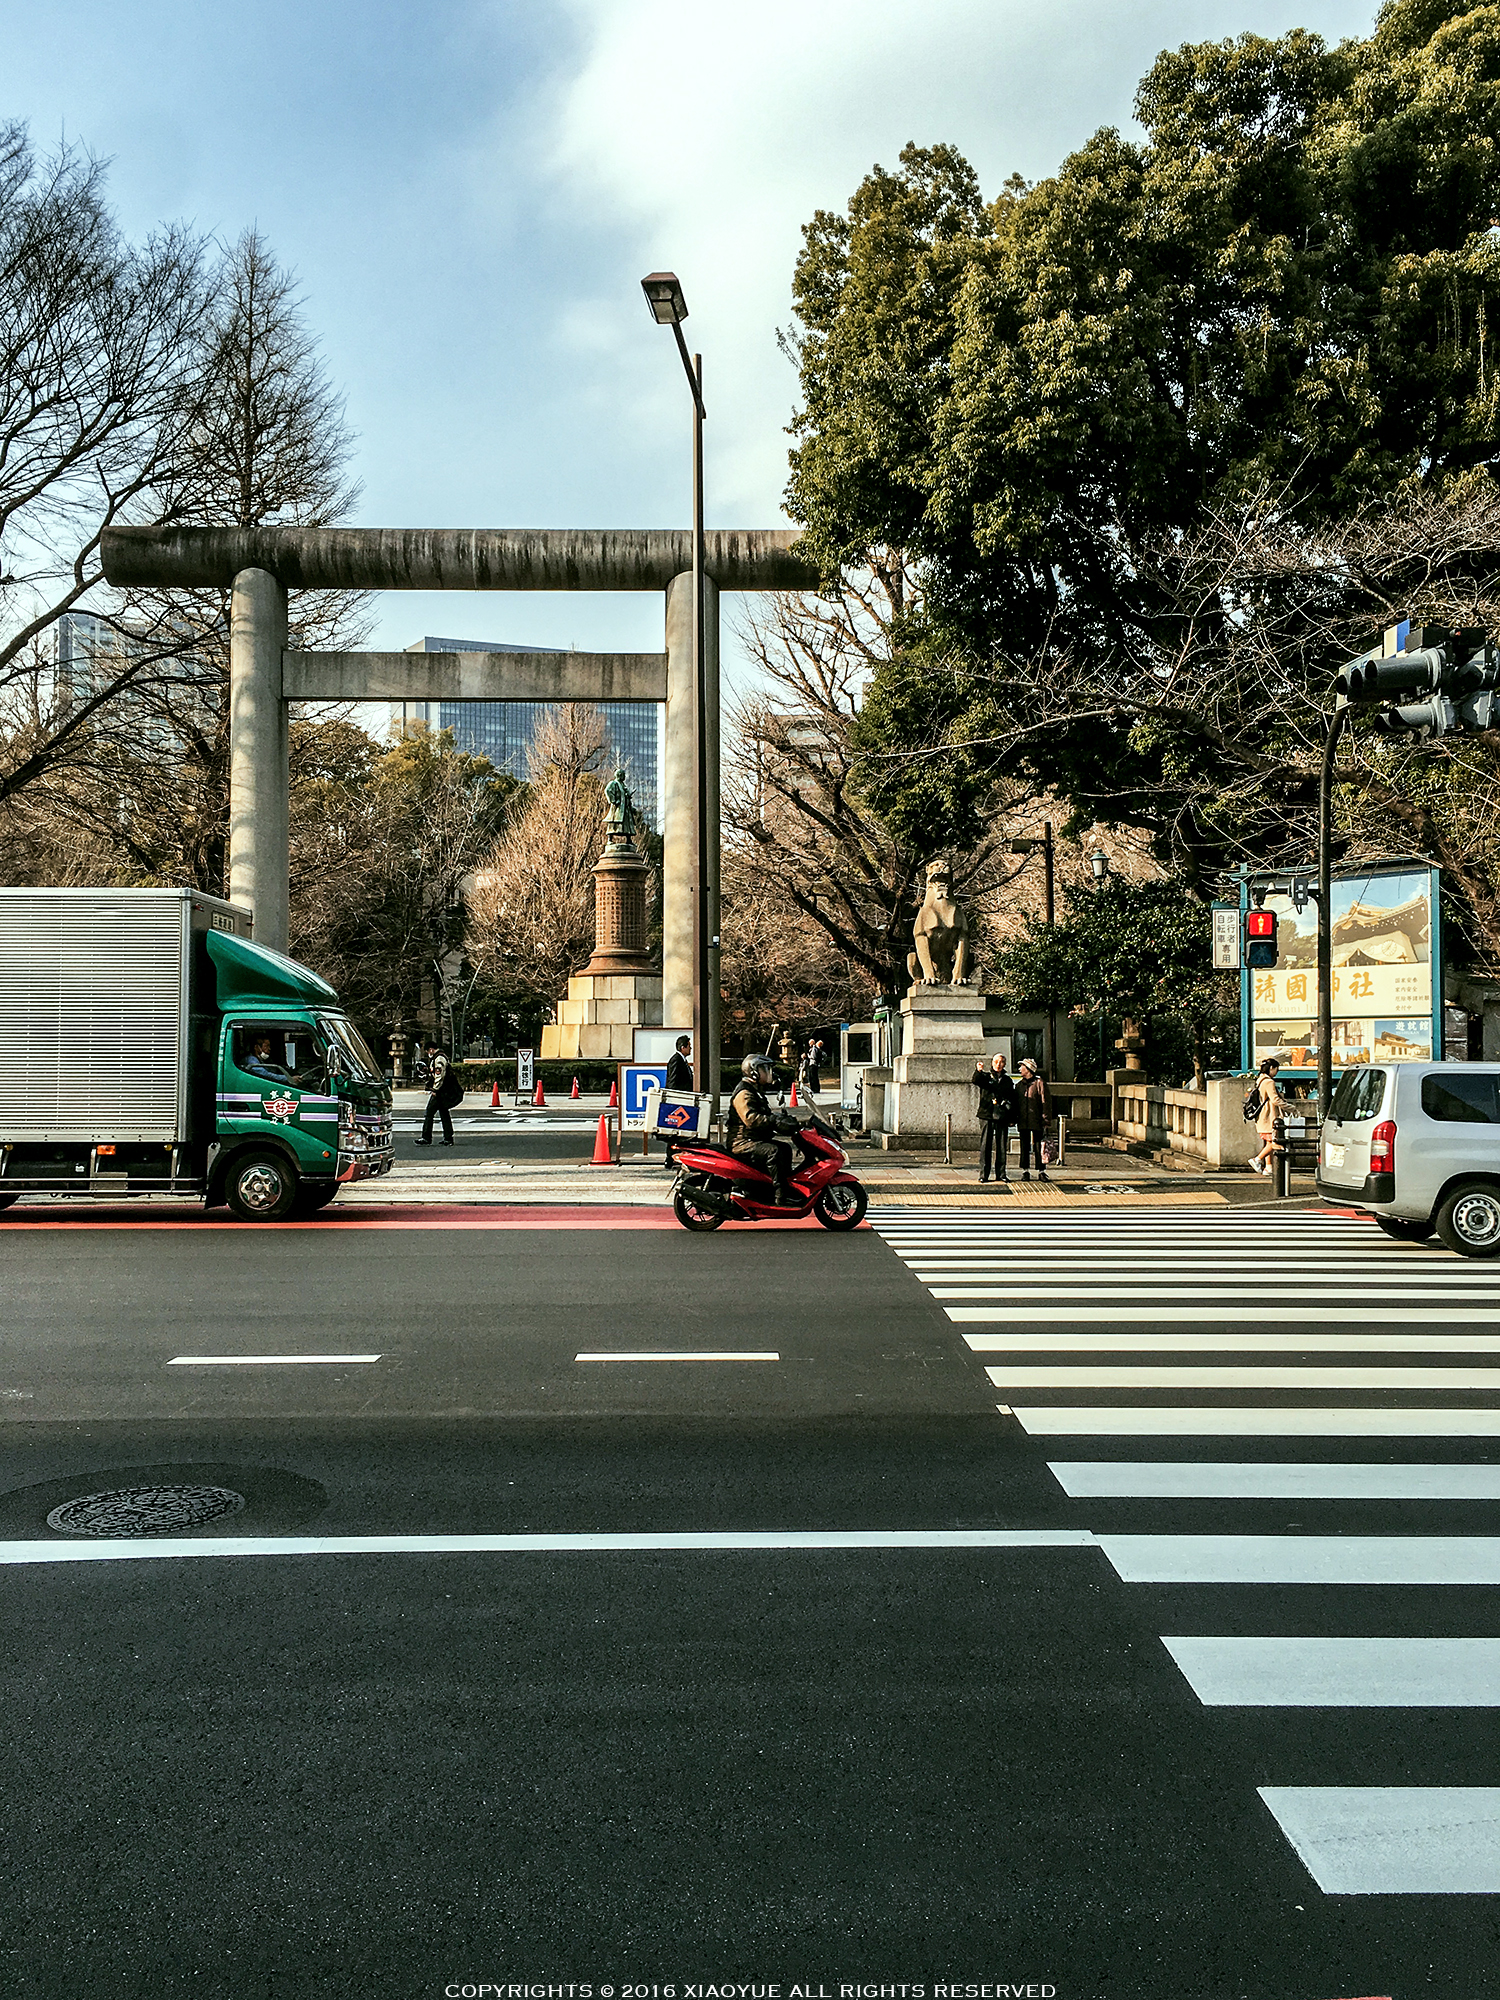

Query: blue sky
left=6, top=0, right=1377, bottom=666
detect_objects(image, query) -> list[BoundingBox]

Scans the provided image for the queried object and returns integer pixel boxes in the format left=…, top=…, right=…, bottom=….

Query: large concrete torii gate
left=101, top=525, right=815, bottom=1040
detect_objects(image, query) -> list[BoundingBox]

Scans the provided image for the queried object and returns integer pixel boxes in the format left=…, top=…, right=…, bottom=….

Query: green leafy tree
left=988, top=881, right=1239, bottom=1084
left=786, top=2, right=1500, bottom=875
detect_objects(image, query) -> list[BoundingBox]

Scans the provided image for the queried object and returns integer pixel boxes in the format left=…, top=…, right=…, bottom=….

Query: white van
left=1317, top=1062, right=1500, bottom=1256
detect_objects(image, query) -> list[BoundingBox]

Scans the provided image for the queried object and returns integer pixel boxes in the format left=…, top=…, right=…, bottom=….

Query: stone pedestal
left=881, top=986, right=987, bottom=1149
left=540, top=816, right=662, bottom=1062
left=541, top=971, right=663, bottom=1061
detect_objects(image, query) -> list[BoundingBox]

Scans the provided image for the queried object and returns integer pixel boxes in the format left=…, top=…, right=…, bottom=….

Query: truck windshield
left=320, top=1015, right=382, bottom=1084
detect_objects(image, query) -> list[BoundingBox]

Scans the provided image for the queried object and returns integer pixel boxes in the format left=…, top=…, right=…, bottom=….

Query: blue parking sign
left=620, top=1064, right=668, bottom=1129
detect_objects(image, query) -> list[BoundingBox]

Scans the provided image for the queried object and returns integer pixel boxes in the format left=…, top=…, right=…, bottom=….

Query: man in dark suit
left=664, top=1036, right=693, bottom=1092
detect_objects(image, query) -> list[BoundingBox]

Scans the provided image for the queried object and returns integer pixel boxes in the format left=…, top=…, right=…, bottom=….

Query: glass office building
left=395, top=637, right=663, bottom=828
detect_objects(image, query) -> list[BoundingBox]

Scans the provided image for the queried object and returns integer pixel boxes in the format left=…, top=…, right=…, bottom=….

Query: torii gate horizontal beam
left=284, top=650, right=668, bottom=704
left=100, top=525, right=815, bottom=593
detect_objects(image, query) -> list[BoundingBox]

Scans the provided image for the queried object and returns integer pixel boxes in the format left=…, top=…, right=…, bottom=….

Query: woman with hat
left=1015, top=1058, right=1051, bottom=1182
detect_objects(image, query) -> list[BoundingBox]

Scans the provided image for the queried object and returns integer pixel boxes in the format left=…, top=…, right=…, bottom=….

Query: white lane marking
left=0, top=1528, right=1099, bottom=1566
left=1015, top=1408, right=1500, bottom=1436
left=985, top=1364, right=1500, bottom=1388
left=575, top=1351, right=779, bottom=1363
left=1257, top=1787, right=1500, bottom=1894
left=1165, top=1636, right=1500, bottom=1707
left=1100, top=1535, right=1500, bottom=1584
left=954, top=1308, right=1500, bottom=1324
left=969, top=1332, right=1500, bottom=1352
left=167, top=1355, right=381, bottom=1366
left=1048, top=1461, right=1500, bottom=1499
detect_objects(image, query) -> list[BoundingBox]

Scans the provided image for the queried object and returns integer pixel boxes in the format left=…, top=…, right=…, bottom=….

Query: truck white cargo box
left=0, top=888, right=249, bottom=1144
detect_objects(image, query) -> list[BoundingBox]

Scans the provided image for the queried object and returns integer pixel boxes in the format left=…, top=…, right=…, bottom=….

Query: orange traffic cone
left=570, top=1077, right=580, bottom=1099
left=533, top=1077, right=546, bottom=1107
left=608, top=1078, right=618, bottom=1108
left=490, top=1079, right=500, bottom=1108
left=592, top=1112, right=613, bottom=1164
left=790, top=1081, right=799, bottom=1107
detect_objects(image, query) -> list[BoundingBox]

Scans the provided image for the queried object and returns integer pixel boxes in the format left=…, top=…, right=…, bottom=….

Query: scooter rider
left=728, top=1052, right=799, bottom=1208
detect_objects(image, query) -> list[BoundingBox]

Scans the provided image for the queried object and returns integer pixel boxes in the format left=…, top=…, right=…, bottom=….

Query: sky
left=6, top=0, right=1379, bottom=669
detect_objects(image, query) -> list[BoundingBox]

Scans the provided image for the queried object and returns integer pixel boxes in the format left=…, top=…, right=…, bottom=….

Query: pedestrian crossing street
left=871, top=1204, right=1500, bottom=1896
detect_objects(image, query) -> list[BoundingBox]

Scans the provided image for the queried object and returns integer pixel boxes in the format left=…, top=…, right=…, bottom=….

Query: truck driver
left=240, top=1033, right=293, bottom=1085
left=727, top=1052, right=797, bottom=1208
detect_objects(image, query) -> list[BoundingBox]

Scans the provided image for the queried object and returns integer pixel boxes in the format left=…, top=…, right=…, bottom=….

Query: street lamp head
left=641, top=272, right=688, bottom=325
left=1089, top=847, right=1110, bottom=882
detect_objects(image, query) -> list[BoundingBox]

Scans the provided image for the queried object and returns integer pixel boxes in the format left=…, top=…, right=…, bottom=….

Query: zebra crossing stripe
left=1014, top=1407, right=1500, bottom=1434
left=1100, top=1536, right=1500, bottom=1584
left=1257, top=1787, right=1500, bottom=1894
left=1047, top=1462, right=1500, bottom=1498
left=1163, top=1636, right=1500, bottom=1706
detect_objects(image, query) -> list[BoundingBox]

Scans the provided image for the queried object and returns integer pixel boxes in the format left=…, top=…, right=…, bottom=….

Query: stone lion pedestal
left=880, top=984, right=988, bottom=1149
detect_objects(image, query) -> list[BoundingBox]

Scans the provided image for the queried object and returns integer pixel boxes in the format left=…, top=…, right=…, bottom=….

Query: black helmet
left=741, top=1052, right=773, bottom=1080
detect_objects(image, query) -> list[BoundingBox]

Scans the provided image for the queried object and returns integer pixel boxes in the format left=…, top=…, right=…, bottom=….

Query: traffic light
left=1246, top=907, right=1278, bottom=970
left=1336, top=627, right=1500, bottom=739
left=1335, top=646, right=1446, bottom=704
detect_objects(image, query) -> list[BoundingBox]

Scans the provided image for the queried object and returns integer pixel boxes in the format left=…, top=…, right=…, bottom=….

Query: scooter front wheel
left=814, top=1182, right=868, bottom=1231
left=673, top=1186, right=726, bottom=1231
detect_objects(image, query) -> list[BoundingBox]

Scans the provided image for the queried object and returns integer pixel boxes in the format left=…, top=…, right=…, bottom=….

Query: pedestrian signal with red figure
left=1246, top=907, right=1278, bottom=970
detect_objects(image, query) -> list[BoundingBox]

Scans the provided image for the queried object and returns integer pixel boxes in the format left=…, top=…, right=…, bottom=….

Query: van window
left=1329, top=1067, right=1388, bottom=1122
left=1421, top=1072, right=1500, bottom=1124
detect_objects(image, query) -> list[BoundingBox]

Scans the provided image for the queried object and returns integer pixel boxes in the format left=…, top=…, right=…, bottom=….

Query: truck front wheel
left=225, top=1152, right=299, bottom=1223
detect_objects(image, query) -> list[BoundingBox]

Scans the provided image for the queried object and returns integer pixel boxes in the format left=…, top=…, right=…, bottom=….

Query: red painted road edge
left=0, top=1202, right=861, bottom=1231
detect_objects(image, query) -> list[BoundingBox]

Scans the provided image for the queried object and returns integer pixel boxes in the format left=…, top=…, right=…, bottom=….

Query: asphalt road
left=0, top=1206, right=1494, bottom=1999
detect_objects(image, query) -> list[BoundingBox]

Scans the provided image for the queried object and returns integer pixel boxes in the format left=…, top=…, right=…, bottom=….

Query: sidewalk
left=340, top=1134, right=1310, bottom=1208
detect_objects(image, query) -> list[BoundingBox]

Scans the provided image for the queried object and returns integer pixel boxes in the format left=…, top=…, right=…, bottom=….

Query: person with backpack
left=973, top=1052, right=1016, bottom=1183
left=1246, top=1057, right=1284, bottom=1176
left=414, top=1041, right=464, bottom=1146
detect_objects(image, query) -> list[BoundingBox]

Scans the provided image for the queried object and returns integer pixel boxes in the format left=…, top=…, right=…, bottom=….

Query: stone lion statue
left=907, top=857, right=971, bottom=986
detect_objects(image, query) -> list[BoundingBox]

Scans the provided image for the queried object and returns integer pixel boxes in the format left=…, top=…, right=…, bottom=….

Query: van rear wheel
left=1436, top=1182, right=1500, bottom=1258
left=225, top=1151, right=299, bottom=1223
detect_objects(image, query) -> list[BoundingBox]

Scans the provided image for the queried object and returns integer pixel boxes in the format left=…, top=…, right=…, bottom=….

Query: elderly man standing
left=1015, top=1058, right=1051, bottom=1182
left=973, top=1052, right=1016, bottom=1184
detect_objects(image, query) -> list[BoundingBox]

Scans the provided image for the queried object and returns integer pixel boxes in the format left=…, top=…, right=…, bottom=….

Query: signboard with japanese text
left=1245, top=867, right=1439, bottom=1074
left=516, top=1048, right=534, bottom=1095
left=1211, top=904, right=1241, bottom=970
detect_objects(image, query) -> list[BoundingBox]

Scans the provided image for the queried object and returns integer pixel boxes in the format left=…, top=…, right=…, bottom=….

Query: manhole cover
left=45, top=1484, right=247, bottom=1538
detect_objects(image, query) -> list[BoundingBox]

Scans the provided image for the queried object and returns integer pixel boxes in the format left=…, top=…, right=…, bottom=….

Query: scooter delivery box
left=647, top=1088, right=712, bottom=1143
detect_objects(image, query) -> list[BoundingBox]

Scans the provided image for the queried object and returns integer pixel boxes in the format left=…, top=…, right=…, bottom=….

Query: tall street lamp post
left=641, top=272, right=713, bottom=1105
left=1089, top=847, right=1110, bottom=1078
left=1011, top=822, right=1057, bottom=1076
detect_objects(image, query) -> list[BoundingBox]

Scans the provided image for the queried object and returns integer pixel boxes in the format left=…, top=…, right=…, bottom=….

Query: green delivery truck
left=0, top=888, right=393, bottom=1220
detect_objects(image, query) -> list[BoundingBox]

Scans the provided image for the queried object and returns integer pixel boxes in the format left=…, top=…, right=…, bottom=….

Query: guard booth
left=840, top=1022, right=880, bottom=1112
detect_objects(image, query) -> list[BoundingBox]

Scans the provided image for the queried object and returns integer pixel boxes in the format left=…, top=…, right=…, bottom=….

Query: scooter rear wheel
left=673, top=1186, right=726, bottom=1231
left=814, top=1182, right=868, bottom=1231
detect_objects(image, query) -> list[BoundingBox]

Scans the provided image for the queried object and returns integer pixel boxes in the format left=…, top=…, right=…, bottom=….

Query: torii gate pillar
left=228, top=567, right=290, bottom=952
left=663, top=569, right=718, bottom=1046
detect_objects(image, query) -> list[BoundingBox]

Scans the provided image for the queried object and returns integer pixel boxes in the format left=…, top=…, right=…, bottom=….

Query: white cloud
left=543, top=0, right=1377, bottom=525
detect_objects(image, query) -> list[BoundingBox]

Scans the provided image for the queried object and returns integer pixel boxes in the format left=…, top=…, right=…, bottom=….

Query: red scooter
left=670, top=1115, right=868, bottom=1232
